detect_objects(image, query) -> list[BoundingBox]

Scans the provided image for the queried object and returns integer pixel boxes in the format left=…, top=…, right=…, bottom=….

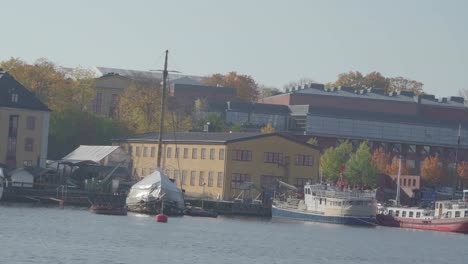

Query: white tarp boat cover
left=126, top=169, right=184, bottom=209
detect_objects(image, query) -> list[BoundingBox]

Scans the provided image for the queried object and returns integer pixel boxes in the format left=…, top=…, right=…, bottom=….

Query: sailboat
left=376, top=153, right=468, bottom=233
left=125, top=50, right=185, bottom=215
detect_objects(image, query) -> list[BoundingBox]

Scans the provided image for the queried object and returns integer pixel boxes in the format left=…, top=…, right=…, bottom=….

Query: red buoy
left=156, top=214, right=168, bottom=223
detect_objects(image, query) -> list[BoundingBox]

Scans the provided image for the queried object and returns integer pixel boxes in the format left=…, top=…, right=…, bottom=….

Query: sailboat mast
left=157, top=50, right=169, bottom=169
left=395, top=155, right=402, bottom=207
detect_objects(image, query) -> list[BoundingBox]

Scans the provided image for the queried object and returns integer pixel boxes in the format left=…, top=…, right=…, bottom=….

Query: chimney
left=440, top=97, right=448, bottom=103
left=309, top=83, right=325, bottom=90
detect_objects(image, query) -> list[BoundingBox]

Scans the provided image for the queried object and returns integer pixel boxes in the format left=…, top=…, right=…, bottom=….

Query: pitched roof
left=62, top=145, right=120, bottom=162
left=113, top=132, right=318, bottom=149
left=0, top=71, right=50, bottom=111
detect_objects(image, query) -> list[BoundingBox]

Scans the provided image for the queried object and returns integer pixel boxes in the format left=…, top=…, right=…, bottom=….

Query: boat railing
left=308, top=187, right=375, bottom=200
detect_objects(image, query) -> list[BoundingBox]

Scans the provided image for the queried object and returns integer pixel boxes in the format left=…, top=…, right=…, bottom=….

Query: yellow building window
left=151, top=147, right=156, bottom=157
left=233, top=150, right=252, bottom=161
left=219, top=149, right=225, bottom=160
left=166, top=147, right=172, bottom=158
left=181, top=170, right=187, bottom=184
left=143, top=147, right=148, bottom=157
left=210, top=149, right=215, bottom=160
left=217, top=172, right=224, bottom=187
left=192, top=148, right=198, bottom=159
left=136, top=147, right=141, bottom=157
left=190, top=171, right=196, bottom=186
left=199, top=171, right=206, bottom=186
left=201, top=148, right=206, bottom=159
left=183, top=148, right=189, bottom=159
left=208, top=172, right=214, bottom=187
left=264, top=152, right=283, bottom=163
left=231, top=173, right=251, bottom=189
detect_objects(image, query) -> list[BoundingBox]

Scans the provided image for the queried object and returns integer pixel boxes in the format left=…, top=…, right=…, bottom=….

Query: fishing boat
left=272, top=178, right=377, bottom=226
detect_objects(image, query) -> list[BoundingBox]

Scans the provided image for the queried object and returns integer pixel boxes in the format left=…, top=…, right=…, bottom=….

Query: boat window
left=416, top=212, right=421, bottom=218
left=395, top=210, right=399, bottom=217
left=465, top=211, right=468, bottom=217
left=388, top=210, right=393, bottom=216
left=455, top=211, right=460, bottom=218
left=409, top=211, right=414, bottom=218
left=319, top=198, right=322, bottom=205
left=402, top=211, right=406, bottom=217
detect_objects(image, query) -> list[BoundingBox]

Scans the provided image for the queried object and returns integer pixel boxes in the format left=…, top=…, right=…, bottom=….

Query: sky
left=2, top=0, right=468, bottom=97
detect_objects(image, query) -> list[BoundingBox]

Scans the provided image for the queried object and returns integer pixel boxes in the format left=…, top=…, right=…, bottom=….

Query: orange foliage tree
left=203, top=72, right=260, bottom=102
left=386, top=157, right=410, bottom=175
left=371, top=148, right=391, bottom=173
left=457, top=161, right=468, bottom=187
left=421, top=156, right=443, bottom=187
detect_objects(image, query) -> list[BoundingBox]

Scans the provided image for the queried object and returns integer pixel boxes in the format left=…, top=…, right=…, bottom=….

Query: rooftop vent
left=421, top=94, right=436, bottom=101
left=400, top=91, right=415, bottom=97
left=309, top=83, right=325, bottom=90
left=439, top=97, right=448, bottom=103
left=291, top=87, right=296, bottom=92
left=285, top=88, right=290, bottom=93
left=302, top=84, right=309, bottom=90
left=450, top=96, right=465, bottom=104
left=340, top=86, right=354, bottom=93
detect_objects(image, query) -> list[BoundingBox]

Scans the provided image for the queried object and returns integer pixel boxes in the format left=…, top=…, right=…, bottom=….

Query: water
left=0, top=203, right=467, bottom=264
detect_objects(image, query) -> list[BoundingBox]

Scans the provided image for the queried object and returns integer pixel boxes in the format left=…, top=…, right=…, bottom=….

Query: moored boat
left=376, top=190, right=468, bottom=233
left=272, top=181, right=377, bottom=226
left=90, top=204, right=128, bottom=216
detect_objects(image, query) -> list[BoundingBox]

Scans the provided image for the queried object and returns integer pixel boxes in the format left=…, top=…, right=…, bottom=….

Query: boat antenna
left=395, top=155, right=402, bottom=207
left=156, top=50, right=169, bottom=169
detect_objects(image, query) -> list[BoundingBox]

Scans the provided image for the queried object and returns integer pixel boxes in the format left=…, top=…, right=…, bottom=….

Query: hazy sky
left=2, top=0, right=467, bottom=97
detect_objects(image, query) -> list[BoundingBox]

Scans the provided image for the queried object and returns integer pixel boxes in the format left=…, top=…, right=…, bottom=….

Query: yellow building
left=0, top=70, right=50, bottom=168
left=113, top=132, right=320, bottom=200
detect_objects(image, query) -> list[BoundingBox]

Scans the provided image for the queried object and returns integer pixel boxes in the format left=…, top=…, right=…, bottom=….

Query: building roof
left=173, top=83, right=236, bottom=94
left=114, top=132, right=318, bottom=149
left=277, top=84, right=467, bottom=109
left=0, top=71, right=50, bottom=111
left=62, top=145, right=120, bottom=163
left=94, top=66, right=203, bottom=84
left=227, top=101, right=291, bottom=115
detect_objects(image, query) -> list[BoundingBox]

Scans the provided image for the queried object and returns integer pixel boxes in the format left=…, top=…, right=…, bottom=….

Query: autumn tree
left=320, top=141, right=352, bottom=183
left=371, top=148, right=391, bottom=173
left=333, top=71, right=366, bottom=90
left=386, top=157, right=410, bottom=175
left=203, top=72, right=260, bottom=102
left=345, top=142, right=378, bottom=188
left=457, top=161, right=468, bottom=187
left=260, top=123, right=276, bottom=133
left=363, top=71, right=389, bottom=92
left=421, top=156, right=443, bottom=187
left=259, top=85, right=281, bottom=99
left=388, top=77, right=423, bottom=95
left=307, top=137, right=318, bottom=147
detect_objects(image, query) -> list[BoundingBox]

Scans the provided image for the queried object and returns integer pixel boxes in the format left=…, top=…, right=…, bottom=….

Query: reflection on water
left=0, top=203, right=467, bottom=264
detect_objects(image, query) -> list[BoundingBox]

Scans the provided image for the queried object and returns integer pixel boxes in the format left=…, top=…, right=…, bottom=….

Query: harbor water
left=0, top=203, right=467, bottom=264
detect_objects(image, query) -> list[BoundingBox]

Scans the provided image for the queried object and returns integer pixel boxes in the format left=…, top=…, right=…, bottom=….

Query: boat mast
left=452, top=123, right=461, bottom=199
left=156, top=50, right=169, bottom=169
left=395, top=155, right=402, bottom=207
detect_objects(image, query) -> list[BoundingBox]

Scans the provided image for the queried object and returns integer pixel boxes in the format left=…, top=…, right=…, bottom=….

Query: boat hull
left=376, top=214, right=468, bottom=233
left=272, top=205, right=376, bottom=226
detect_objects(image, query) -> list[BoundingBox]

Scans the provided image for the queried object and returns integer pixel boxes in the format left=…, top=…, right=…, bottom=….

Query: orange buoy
left=156, top=214, right=168, bottom=223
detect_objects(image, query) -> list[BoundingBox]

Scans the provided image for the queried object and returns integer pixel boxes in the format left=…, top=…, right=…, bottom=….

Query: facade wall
left=118, top=134, right=320, bottom=201
left=224, top=135, right=320, bottom=199
left=259, top=94, right=291, bottom=105
left=0, top=107, right=49, bottom=168
left=90, top=76, right=131, bottom=117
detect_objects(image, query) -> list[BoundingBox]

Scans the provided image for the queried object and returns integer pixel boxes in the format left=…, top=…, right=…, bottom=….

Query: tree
left=457, top=161, right=468, bottom=187
left=458, top=89, right=468, bottom=105
left=421, top=156, right=443, bottom=187
left=260, top=123, right=276, bottom=133
left=203, top=72, right=260, bottom=102
left=388, top=77, right=423, bottom=94
left=307, top=137, right=318, bottom=147
left=67, top=67, right=96, bottom=112
left=259, top=85, right=282, bottom=99
left=371, top=148, right=391, bottom=174
left=320, top=141, right=352, bottom=183
left=386, top=157, right=410, bottom=175
left=363, top=71, right=390, bottom=92
left=333, top=71, right=366, bottom=90
left=345, top=142, right=378, bottom=188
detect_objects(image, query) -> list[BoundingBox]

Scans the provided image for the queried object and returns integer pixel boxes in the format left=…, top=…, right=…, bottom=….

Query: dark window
left=183, top=148, right=189, bottom=159
left=210, top=149, right=215, bottom=160
left=199, top=171, right=205, bottom=186
left=413, top=179, right=416, bottom=187
left=208, top=172, right=214, bottom=187
left=192, top=148, right=198, bottom=159
left=233, top=150, right=252, bottom=161
left=26, top=116, right=36, bottom=130
left=403, top=179, right=407, bottom=186
left=201, top=148, right=206, bottom=159
left=166, top=147, right=172, bottom=158
left=181, top=170, right=187, bottom=184
left=295, top=155, right=314, bottom=166
left=136, top=147, right=141, bottom=157
left=190, top=171, right=196, bottom=186
left=24, top=138, right=34, bottom=152
left=409, top=211, right=414, bottom=218
left=219, top=149, right=225, bottom=160
left=93, top=92, right=102, bottom=113
left=416, top=212, right=421, bottom=218
left=264, top=152, right=283, bottom=163
left=261, top=175, right=283, bottom=190
left=217, top=172, right=224, bottom=187
left=455, top=211, right=461, bottom=218
left=231, top=173, right=251, bottom=189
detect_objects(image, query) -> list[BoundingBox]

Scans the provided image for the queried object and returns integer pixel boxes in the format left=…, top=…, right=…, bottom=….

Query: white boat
left=126, top=169, right=185, bottom=215
left=272, top=182, right=377, bottom=226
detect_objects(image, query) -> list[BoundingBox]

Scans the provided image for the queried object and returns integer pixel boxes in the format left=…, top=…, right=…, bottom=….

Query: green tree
left=307, top=137, right=318, bottom=147
left=345, top=142, right=378, bottom=188
left=205, top=112, right=224, bottom=132
left=259, top=86, right=281, bottom=99
left=203, top=72, right=260, bottom=102
left=320, top=141, right=352, bottom=183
